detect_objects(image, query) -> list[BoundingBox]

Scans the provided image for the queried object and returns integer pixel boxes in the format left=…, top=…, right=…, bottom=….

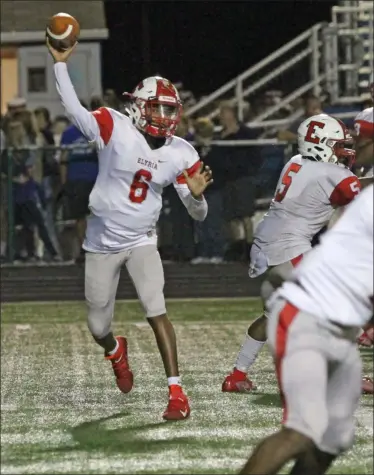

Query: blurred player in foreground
left=223, top=114, right=362, bottom=392
left=240, top=184, right=373, bottom=475
left=48, top=40, right=213, bottom=420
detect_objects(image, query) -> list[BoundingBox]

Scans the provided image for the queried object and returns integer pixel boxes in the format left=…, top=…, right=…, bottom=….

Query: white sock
left=168, top=376, right=182, bottom=387
left=235, top=334, right=266, bottom=374
left=108, top=338, right=119, bottom=355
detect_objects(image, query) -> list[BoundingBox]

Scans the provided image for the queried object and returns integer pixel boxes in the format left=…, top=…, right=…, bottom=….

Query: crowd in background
left=1, top=86, right=370, bottom=266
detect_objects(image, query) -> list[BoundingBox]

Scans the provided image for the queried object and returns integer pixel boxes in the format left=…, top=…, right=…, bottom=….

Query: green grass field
left=1, top=299, right=373, bottom=474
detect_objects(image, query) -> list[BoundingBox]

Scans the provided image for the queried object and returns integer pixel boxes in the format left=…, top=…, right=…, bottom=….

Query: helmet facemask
left=124, top=77, right=183, bottom=140
left=332, top=138, right=356, bottom=169
left=312, top=137, right=356, bottom=169
left=140, top=99, right=182, bottom=138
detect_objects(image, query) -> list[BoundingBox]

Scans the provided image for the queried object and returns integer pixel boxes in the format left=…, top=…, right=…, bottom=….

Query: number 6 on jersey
left=129, top=169, right=152, bottom=203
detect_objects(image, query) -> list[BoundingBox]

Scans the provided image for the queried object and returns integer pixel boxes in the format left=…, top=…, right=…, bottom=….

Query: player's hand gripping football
left=46, top=37, right=77, bottom=63
left=183, top=162, right=213, bottom=200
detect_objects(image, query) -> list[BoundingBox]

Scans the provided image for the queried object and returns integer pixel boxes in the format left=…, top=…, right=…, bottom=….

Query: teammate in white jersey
left=354, top=74, right=374, bottom=358
left=223, top=114, right=361, bottom=393
left=240, top=185, right=373, bottom=475
left=48, top=40, right=213, bottom=421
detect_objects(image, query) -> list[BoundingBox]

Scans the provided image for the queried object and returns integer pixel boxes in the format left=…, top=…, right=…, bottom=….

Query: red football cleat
left=163, top=387, right=190, bottom=421
left=362, top=377, right=374, bottom=395
left=105, top=336, right=133, bottom=394
left=222, top=373, right=257, bottom=393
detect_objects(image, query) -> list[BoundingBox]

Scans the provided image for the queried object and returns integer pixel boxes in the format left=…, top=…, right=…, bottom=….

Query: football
left=46, top=13, right=80, bottom=52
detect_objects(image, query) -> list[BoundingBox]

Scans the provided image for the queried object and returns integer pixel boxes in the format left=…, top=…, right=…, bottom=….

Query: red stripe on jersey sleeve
left=176, top=160, right=201, bottom=184
left=329, top=176, right=361, bottom=207
left=355, top=120, right=374, bottom=139
left=91, top=107, right=114, bottom=145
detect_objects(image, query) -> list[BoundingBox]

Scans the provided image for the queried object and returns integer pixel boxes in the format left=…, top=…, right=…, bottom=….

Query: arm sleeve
left=54, top=62, right=114, bottom=149
left=329, top=175, right=361, bottom=207
left=173, top=160, right=208, bottom=221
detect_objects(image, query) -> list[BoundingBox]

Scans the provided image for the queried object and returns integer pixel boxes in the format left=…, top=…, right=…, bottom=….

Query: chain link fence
left=0, top=140, right=292, bottom=264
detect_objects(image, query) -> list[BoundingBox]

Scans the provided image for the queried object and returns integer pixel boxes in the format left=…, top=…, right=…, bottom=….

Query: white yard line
left=15, top=324, right=31, bottom=331
left=3, top=321, right=253, bottom=327
left=1, top=430, right=75, bottom=446
left=2, top=297, right=259, bottom=307
left=0, top=455, right=245, bottom=475
left=128, top=425, right=276, bottom=441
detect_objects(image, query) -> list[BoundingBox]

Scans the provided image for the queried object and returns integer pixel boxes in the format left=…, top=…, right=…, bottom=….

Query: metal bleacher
left=185, top=1, right=374, bottom=131
left=183, top=1, right=373, bottom=213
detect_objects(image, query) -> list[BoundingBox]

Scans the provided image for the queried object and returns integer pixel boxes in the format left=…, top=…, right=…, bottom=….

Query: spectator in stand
left=18, top=109, right=38, bottom=142
left=191, top=118, right=227, bottom=264
left=362, top=98, right=373, bottom=109
left=52, top=115, right=70, bottom=145
left=90, top=95, right=104, bottom=111
left=34, top=107, right=54, bottom=144
left=34, top=107, right=60, bottom=255
left=1, top=125, right=7, bottom=261
left=16, top=109, right=45, bottom=195
left=34, top=107, right=56, bottom=168
left=261, top=90, right=292, bottom=121
left=4, top=97, right=27, bottom=120
left=2, top=97, right=29, bottom=142
left=277, top=94, right=323, bottom=143
left=218, top=100, right=261, bottom=262
left=103, top=89, right=121, bottom=111
left=3, top=115, right=60, bottom=262
left=157, top=114, right=194, bottom=261
left=59, top=101, right=98, bottom=263
left=241, top=101, right=252, bottom=122
left=176, top=114, right=194, bottom=141
left=166, top=115, right=195, bottom=262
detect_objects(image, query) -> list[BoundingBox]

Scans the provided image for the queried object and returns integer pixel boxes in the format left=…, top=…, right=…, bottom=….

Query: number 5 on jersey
left=275, top=163, right=302, bottom=202
left=349, top=180, right=360, bottom=195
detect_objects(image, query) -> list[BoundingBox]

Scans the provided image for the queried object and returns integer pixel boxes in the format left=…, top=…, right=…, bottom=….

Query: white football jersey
left=275, top=184, right=373, bottom=328
left=54, top=63, right=207, bottom=252
left=251, top=154, right=361, bottom=272
left=85, top=109, right=203, bottom=251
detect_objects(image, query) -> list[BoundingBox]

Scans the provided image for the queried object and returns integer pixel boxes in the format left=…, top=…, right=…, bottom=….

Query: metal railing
left=185, top=1, right=373, bottom=130
left=211, top=108, right=361, bottom=135
left=185, top=24, right=325, bottom=122
left=1, top=145, right=96, bottom=263
left=325, top=1, right=373, bottom=104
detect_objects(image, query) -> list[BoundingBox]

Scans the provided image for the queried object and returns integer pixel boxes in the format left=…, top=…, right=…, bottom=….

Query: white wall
left=18, top=42, right=103, bottom=117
